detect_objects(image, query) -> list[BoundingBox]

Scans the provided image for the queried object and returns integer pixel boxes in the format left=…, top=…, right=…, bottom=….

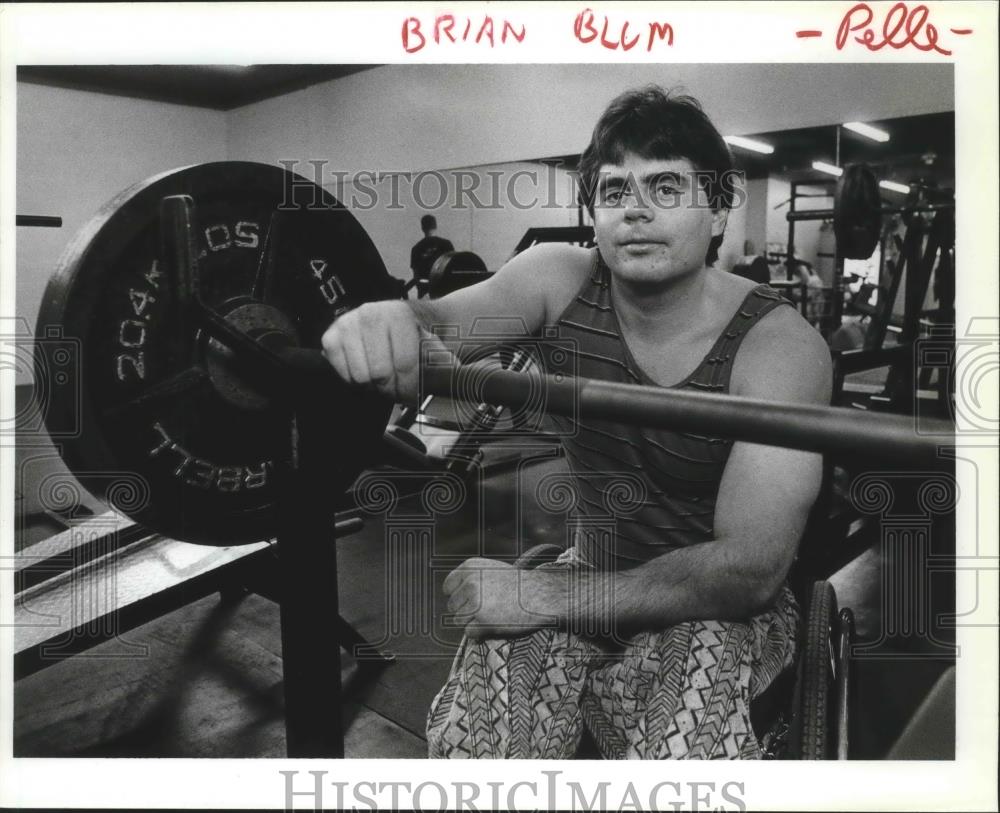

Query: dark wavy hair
left=578, top=86, right=735, bottom=265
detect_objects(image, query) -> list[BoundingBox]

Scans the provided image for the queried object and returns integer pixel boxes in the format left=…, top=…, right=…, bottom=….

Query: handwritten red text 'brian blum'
left=797, top=2, right=973, bottom=55
left=400, top=9, right=675, bottom=53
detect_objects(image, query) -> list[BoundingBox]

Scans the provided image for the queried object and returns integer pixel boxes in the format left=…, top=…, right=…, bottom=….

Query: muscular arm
left=446, top=307, right=833, bottom=637
left=324, top=243, right=589, bottom=402
left=410, top=242, right=587, bottom=350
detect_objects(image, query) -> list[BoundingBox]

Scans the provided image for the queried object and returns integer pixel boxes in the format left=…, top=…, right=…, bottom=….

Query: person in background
left=410, top=214, right=454, bottom=298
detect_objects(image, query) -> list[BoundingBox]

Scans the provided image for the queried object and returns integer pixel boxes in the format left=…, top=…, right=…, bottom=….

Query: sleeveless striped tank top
left=538, top=257, right=791, bottom=570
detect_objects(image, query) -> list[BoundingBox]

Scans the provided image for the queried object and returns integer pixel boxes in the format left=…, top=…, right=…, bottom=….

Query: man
left=323, top=87, right=831, bottom=759
left=410, top=214, right=454, bottom=297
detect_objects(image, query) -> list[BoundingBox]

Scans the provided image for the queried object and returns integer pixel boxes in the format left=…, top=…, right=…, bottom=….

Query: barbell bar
left=269, top=344, right=955, bottom=472
left=787, top=202, right=954, bottom=223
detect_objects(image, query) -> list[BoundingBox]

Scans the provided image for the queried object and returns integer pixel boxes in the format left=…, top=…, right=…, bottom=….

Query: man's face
left=592, top=154, right=727, bottom=287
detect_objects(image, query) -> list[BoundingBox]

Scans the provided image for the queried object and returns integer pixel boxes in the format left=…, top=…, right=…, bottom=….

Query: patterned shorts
left=426, top=548, right=799, bottom=759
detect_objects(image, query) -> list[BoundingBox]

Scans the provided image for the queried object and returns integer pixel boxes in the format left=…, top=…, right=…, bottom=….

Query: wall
left=15, top=62, right=955, bottom=381
left=227, top=63, right=954, bottom=174
left=227, top=62, right=951, bottom=279
left=742, top=178, right=769, bottom=258
left=15, top=82, right=228, bottom=373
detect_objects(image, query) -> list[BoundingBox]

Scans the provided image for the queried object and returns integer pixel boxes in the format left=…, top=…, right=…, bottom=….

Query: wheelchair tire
left=799, top=580, right=838, bottom=759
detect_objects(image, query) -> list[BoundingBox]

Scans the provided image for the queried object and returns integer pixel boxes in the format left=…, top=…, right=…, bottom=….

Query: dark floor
left=13, top=436, right=956, bottom=760
left=13, top=441, right=571, bottom=758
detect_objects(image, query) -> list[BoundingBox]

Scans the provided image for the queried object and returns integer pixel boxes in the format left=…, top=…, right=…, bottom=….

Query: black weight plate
left=427, top=250, right=490, bottom=298
left=834, top=164, right=882, bottom=260
left=36, top=161, right=399, bottom=545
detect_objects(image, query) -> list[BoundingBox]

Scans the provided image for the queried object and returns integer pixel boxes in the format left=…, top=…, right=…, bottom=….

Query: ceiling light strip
left=843, top=121, right=890, bottom=142
left=723, top=135, right=775, bottom=155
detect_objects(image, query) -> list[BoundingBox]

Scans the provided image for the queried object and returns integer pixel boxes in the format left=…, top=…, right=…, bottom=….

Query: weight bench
left=13, top=510, right=379, bottom=708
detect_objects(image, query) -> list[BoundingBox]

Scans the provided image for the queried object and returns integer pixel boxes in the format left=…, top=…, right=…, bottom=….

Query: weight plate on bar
left=427, top=250, right=490, bottom=298
left=834, top=164, right=882, bottom=260
left=36, top=161, right=399, bottom=545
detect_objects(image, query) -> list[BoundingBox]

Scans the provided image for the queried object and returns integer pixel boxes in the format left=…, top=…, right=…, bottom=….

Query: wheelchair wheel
left=798, top=580, right=838, bottom=759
